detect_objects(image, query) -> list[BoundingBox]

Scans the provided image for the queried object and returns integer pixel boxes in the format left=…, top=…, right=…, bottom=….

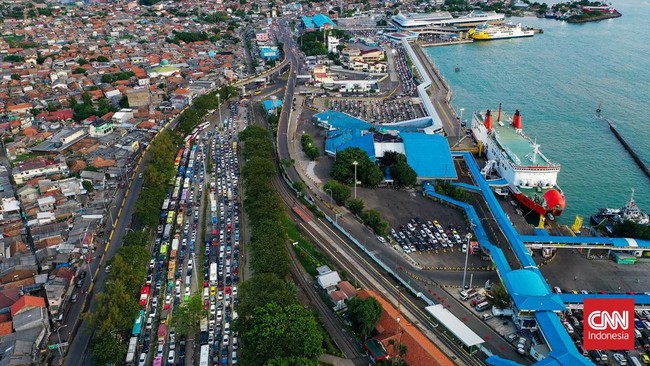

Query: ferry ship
left=471, top=108, right=566, bottom=220
left=591, top=190, right=649, bottom=234
left=469, top=23, right=534, bottom=41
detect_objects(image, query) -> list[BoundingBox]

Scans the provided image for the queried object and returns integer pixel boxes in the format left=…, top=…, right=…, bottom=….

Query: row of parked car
left=389, top=217, right=469, bottom=254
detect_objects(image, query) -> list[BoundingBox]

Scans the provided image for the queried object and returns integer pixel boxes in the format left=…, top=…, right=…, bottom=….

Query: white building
left=327, top=36, right=340, bottom=54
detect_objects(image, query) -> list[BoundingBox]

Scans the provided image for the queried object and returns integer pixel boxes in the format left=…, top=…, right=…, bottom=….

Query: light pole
left=217, top=93, right=223, bottom=126
left=462, top=233, right=472, bottom=289
left=55, top=324, right=67, bottom=357
left=352, top=161, right=358, bottom=199
left=326, top=188, right=333, bottom=208
left=457, top=108, right=464, bottom=138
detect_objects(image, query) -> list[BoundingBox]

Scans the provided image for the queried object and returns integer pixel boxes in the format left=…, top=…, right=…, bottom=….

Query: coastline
left=567, top=11, right=622, bottom=23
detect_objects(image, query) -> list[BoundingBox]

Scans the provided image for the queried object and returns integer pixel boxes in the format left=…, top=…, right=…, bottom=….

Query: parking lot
left=329, top=98, right=422, bottom=124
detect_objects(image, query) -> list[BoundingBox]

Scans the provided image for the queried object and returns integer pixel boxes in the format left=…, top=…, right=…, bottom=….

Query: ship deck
left=518, top=185, right=557, bottom=200
left=478, top=112, right=554, bottom=167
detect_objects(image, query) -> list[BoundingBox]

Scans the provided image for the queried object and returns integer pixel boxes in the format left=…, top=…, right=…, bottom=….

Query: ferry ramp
left=520, top=232, right=650, bottom=251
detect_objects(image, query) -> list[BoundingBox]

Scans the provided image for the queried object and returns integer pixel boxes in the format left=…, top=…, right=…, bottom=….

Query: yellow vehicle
left=254, top=90, right=262, bottom=95
left=641, top=353, right=650, bottom=364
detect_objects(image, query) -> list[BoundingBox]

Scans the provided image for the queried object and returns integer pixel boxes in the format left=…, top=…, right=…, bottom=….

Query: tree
left=266, top=357, right=318, bottom=366
left=10, top=73, right=20, bottom=80
left=47, top=102, right=58, bottom=112
left=242, top=303, right=323, bottom=365
left=238, top=273, right=297, bottom=321
left=346, top=297, right=383, bottom=339
left=390, top=161, right=417, bottom=188
left=346, top=198, right=364, bottom=216
left=323, top=180, right=351, bottom=204
left=382, top=151, right=406, bottom=167
left=361, top=209, right=388, bottom=236
left=119, top=95, right=129, bottom=108
left=172, top=294, right=206, bottom=335
left=78, top=58, right=89, bottom=65
left=387, top=339, right=408, bottom=365
left=82, top=180, right=94, bottom=192
left=330, top=147, right=382, bottom=187
left=96, top=55, right=109, bottom=62
left=613, top=220, right=650, bottom=240
left=487, top=283, right=511, bottom=309
left=72, top=67, right=87, bottom=74
left=123, top=231, right=149, bottom=247
left=91, top=333, right=127, bottom=366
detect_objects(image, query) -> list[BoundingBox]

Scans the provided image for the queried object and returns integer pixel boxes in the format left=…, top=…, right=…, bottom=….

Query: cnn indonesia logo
left=583, top=298, right=634, bottom=350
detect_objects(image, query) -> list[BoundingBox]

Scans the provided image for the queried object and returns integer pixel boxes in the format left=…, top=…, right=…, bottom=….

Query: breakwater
left=606, top=119, right=650, bottom=180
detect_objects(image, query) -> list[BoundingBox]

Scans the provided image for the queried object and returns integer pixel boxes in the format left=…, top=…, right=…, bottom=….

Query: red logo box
left=583, top=298, right=634, bottom=350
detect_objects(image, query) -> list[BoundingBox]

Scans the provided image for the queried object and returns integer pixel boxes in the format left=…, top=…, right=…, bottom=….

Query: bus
left=125, top=336, right=138, bottom=365
left=153, top=356, right=163, bottom=366
left=161, top=199, right=170, bottom=212
left=168, top=261, right=176, bottom=280
left=199, top=344, right=210, bottom=366
left=132, top=310, right=145, bottom=336
left=139, top=286, right=150, bottom=307
left=197, top=122, right=210, bottom=131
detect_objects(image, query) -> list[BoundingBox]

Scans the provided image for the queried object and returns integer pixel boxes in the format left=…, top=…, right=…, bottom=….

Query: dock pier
left=606, top=119, right=650, bottom=180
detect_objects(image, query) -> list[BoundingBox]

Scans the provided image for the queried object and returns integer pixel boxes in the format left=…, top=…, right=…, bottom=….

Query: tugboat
left=591, top=189, right=649, bottom=234
left=472, top=106, right=566, bottom=220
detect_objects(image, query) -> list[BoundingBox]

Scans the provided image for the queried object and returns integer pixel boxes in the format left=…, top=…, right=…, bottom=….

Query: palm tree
left=387, top=338, right=408, bottom=365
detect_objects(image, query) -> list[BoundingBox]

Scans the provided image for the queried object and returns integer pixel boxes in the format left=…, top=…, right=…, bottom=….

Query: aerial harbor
left=0, top=0, right=647, bottom=365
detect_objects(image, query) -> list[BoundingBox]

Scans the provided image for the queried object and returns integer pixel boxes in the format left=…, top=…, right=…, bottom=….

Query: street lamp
left=457, top=108, right=464, bottom=138
left=55, top=324, right=68, bottom=357
left=216, top=94, right=223, bottom=126
left=352, top=161, right=359, bottom=199
left=326, top=188, right=333, bottom=208
left=462, top=233, right=472, bottom=289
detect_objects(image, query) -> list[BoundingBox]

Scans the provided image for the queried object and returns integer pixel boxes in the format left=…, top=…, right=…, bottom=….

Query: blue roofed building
left=301, top=14, right=336, bottom=30
left=262, top=98, right=283, bottom=115
left=400, top=133, right=456, bottom=180
left=260, top=46, right=279, bottom=61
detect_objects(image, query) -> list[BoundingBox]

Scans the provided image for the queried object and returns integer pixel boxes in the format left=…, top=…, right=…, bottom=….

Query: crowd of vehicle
left=387, top=217, right=470, bottom=254
left=329, top=98, right=419, bottom=124
left=391, top=44, right=418, bottom=96
left=198, top=101, right=243, bottom=366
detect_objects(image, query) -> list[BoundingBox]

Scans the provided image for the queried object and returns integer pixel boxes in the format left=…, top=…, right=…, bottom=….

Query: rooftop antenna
left=527, top=138, right=540, bottom=164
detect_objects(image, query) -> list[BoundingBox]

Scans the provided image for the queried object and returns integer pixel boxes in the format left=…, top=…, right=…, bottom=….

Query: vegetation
left=175, top=85, right=237, bottom=134
left=101, top=71, right=135, bottom=84
left=167, top=30, right=209, bottom=44
left=300, top=133, right=320, bottom=160
left=386, top=339, right=409, bottom=365
left=346, top=198, right=364, bottom=216
left=487, top=283, right=511, bottom=309
left=238, top=125, right=324, bottom=364
left=330, top=147, right=383, bottom=188
left=323, top=180, right=351, bottom=204
left=298, top=30, right=350, bottom=56
left=69, top=92, right=116, bottom=121
left=361, top=209, right=388, bottom=236
left=171, top=294, right=206, bottom=335
left=346, top=297, right=383, bottom=339
left=434, top=180, right=471, bottom=202
left=3, top=54, right=24, bottom=63
left=381, top=151, right=417, bottom=188
left=242, top=303, right=323, bottom=365
left=134, top=131, right=181, bottom=227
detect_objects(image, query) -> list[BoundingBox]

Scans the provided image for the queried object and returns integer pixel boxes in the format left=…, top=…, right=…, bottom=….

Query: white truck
left=460, top=288, right=478, bottom=301
left=209, top=263, right=218, bottom=284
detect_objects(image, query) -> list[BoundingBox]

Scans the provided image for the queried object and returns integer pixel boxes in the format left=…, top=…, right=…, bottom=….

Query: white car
left=138, top=353, right=147, bottom=366
left=376, top=236, right=386, bottom=243
left=222, top=334, right=230, bottom=346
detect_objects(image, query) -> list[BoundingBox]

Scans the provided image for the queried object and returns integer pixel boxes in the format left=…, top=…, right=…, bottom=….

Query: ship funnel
left=485, top=109, right=493, bottom=131
left=513, top=109, right=522, bottom=130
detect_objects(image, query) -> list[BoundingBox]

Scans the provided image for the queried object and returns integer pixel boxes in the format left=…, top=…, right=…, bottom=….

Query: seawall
left=607, top=119, right=650, bottom=180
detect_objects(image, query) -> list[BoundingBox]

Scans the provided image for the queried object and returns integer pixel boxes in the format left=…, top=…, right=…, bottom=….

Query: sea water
left=423, top=0, right=650, bottom=223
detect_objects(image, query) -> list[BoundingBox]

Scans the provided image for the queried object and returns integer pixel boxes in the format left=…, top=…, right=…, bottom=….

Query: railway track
left=272, top=174, right=485, bottom=366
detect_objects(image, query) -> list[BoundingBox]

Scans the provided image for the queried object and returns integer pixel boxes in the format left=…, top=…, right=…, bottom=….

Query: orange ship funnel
left=485, top=109, right=493, bottom=131
left=513, top=109, right=522, bottom=130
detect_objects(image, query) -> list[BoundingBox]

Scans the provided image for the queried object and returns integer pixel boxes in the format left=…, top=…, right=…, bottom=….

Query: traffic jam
left=126, top=102, right=242, bottom=366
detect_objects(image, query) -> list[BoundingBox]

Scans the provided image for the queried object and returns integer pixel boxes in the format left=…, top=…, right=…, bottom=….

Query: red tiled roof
left=10, top=295, right=46, bottom=317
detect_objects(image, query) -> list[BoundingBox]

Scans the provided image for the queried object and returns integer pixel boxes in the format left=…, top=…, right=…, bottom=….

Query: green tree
left=346, top=198, right=364, bottom=216
left=91, top=333, right=127, bottom=365
left=323, top=180, right=351, bottom=203
left=390, top=161, right=417, bottom=188
left=119, top=95, right=129, bottom=108
left=487, top=283, right=511, bottom=309
left=101, top=74, right=113, bottom=83
left=242, top=303, right=323, bottom=365
left=387, top=339, right=408, bottom=365
left=78, top=58, right=89, bottom=65
left=346, top=296, right=383, bottom=339
left=47, top=102, right=58, bottom=112
left=330, top=147, right=383, bottom=187
left=72, top=67, right=87, bottom=74
left=172, top=294, right=206, bottom=335
left=238, top=273, right=297, bottom=322
left=361, top=209, right=388, bottom=236
left=10, top=73, right=20, bottom=80
left=612, top=220, right=650, bottom=240
left=82, top=180, right=94, bottom=192
left=96, top=55, right=109, bottom=62
left=266, top=357, right=318, bottom=366
left=123, top=231, right=149, bottom=247
left=381, top=151, right=406, bottom=167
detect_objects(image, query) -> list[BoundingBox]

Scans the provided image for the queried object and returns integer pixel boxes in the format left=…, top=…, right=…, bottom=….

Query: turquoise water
left=423, top=0, right=650, bottom=223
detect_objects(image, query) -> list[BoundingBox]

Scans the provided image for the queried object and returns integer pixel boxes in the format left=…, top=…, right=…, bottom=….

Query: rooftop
left=400, top=133, right=457, bottom=179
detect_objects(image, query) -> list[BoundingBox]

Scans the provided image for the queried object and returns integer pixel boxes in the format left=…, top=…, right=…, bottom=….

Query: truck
left=460, top=288, right=478, bottom=301
left=157, top=323, right=167, bottom=345
left=210, top=263, right=218, bottom=284
left=210, top=181, right=216, bottom=192
left=163, top=224, right=172, bottom=241
left=125, top=336, right=137, bottom=365
left=171, top=237, right=180, bottom=252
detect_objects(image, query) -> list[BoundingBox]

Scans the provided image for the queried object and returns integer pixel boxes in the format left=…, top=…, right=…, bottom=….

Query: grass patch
left=285, top=217, right=330, bottom=277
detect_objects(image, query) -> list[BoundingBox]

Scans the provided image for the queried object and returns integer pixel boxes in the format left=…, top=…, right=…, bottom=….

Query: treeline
left=238, top=125, right=323, bottom=365
left=135, top=130, right=182, bottom=227
left=85, top=231, right=150, bottom=365
left=167, top=30, right=209, bottom=44
left=101, top=71, right=135, bottom=84
left=175, top=85, right=237, bottom=134
left=69, top=92, right=116, bottom=121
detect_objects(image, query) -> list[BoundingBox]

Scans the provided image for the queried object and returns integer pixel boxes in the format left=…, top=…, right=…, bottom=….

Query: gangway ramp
left=520, top=234, right=650, bottom=251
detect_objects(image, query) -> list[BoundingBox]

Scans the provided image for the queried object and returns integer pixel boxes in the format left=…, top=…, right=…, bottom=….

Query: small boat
left=455, top=66, right=461, bottom=72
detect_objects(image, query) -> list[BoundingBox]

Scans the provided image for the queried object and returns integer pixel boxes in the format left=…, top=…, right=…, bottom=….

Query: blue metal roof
left=311, top=14, right=336, bottom=28
left=486, top=356, right=525, bottom=366
left=535, top=312, right=593, bottom=365
left=301, top=16, right=315, bottom=29
left=313, top=110, right=371, bottom=131
left=503, top=270, right=565, bottom=311
left=324, top=129, right=362, bottom=156
left=520, top=234, right=650, bottom=248
left=560, top=293, right=650, bottom=305
left=401, top=133, right=456, bottom=179
left=337, top=133, right=376, bottom=162
left=262, top=99, right=282, bottom=112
